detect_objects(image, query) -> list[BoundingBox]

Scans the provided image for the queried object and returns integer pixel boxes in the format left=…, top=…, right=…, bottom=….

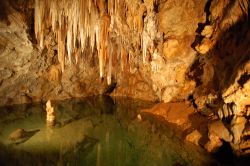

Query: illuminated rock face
left=0, top=0, right=248, bottom=103
left=0, top=0, right=248, bottom=105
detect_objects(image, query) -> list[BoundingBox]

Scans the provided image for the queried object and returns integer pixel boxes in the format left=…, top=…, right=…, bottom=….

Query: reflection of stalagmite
left=46, top=100, right=56, bottom=126
left=96, top=143, right=101, bottom=166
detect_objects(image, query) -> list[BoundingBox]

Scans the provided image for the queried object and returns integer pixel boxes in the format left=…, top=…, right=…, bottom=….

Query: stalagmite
left=46, top=100, right=56, bottom=126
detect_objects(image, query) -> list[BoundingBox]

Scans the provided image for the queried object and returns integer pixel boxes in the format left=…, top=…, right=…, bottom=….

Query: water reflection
left=0, top=96, right=217, bottom=166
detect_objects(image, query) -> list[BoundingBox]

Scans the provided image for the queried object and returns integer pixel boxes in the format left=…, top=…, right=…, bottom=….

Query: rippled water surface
left=0, top=96, right=232, bottom=166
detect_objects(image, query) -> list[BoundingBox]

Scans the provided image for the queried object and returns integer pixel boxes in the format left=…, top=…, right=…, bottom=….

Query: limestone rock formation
left=185, top=130, right=202, bottom=146
left=205, top=120, right=233, bottom=152
left=8, top=128, right=26, bottom=141
left=141, top=102, right=195, bottom=128
left=223, top=61, right=250, bottom=116
left=0, top=0, right=250, bottom=156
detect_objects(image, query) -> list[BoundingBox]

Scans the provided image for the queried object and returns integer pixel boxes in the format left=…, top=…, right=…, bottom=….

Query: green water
left=0, top=96, right=218, bottom=166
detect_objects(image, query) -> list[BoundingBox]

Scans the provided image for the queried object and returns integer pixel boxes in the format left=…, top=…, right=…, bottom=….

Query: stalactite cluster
left=34, top=0, right=147, bottom=85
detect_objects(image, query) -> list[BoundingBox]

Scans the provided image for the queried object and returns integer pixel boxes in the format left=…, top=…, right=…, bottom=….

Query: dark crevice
left=213, top=141, right=237, bottom=165
left=188, top=94, right=197, bottom=109
left=187, top=58, right=204, bottom=87
left=27, top=9, right=37, bottom=44
left=238, top=73, right=250, bottom=87
left=153, top=0, right=160, bottom=13
left=0, top=1, right=10, bottom=24
left=191, top=0, right=213, bottom=49
left=204, top=0, right=212, bottom=24
left=104, top=82, right=117, bottom=94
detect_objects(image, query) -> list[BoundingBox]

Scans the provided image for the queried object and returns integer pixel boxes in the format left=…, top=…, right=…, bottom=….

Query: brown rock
left=201, top=25, right=214, bottom=38
left=208, top=120, right=233, bottom=142
left=8, top=128, right=26, bottom=141
left=163, top=39, right=179, bottom=59
left=223, top=61, right=250, bottom=116
left=48, top=65, right=62, bottom=82
left=195, top=39, right=213, bottom=54
left=141, top=102, right=195, bottom=127
left=205, top=134, right=223, bottom=153
left=205, top=120, right=234, bottom=153
left=185, top=130, right=202, bottom=146
left=231, top=116, right=246, bottom=144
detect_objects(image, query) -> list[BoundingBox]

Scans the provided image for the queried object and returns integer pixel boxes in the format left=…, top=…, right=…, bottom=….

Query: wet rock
left=137, top=114, right=142, bottom=121
left=208, top=120, right=233, bottom=142
left=205, top=120, right=233, bottom=153
left=217, top=104, right=234, bottom=120
left=8, top=128, right=26, bottom=141
left=8, top=128, right=40, bottom=145
left=141, top=102, right=195, bottom=128
left=185, top=130, right=202, bottom=146
left=46, top=100, right=56, bottom=126
left=205, top=134, right=223, bottom=153
left=195, top=39, right=213, bottom=54
left=201, top=25, right=213, bottom=38
left=247, top=107, right=250, bottom=117
left=231, top=116, right=246, bottom=144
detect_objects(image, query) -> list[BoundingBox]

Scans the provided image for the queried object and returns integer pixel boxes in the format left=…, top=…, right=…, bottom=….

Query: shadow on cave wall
left=0, top=1, right=10, bottom=24
left=188, top=4, right=250, bottom=106
left=0, top=0, right=36, bottom=43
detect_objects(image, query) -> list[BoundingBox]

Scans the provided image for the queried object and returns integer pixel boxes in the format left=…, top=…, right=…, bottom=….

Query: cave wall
left=0, top=0, right=205, bottom=105
left=0, top=0, right=249, bottom=111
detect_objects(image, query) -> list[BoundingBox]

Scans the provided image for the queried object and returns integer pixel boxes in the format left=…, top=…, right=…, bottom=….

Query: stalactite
left=142, top=31, right=150, bottom=63
left=99, top=13, right=111, bottom=78
left=35, top=0, right=45, bottom=49
left=58, top=30, right=65, bottom=72
left=66, top=26, right=73, bottom=64
left=107, top=40, right=113, bottom=85
left=34, top=0, right=149, bottom=78
left=50, top=1, right=57, bottom=32
left=121, top=46, right=127, bottom=71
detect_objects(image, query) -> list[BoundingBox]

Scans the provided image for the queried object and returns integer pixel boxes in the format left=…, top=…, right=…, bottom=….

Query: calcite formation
left=34, top=0, right=137, bottom=86
left=223, top=61, right=250, bottom=116
left=0, top=0, right=249, bottom=156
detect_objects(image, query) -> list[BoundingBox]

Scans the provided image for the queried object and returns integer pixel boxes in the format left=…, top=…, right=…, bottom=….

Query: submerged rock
left=8, top=128, right=26, bottom=141
left=8, top=128, right=40, bottom=144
